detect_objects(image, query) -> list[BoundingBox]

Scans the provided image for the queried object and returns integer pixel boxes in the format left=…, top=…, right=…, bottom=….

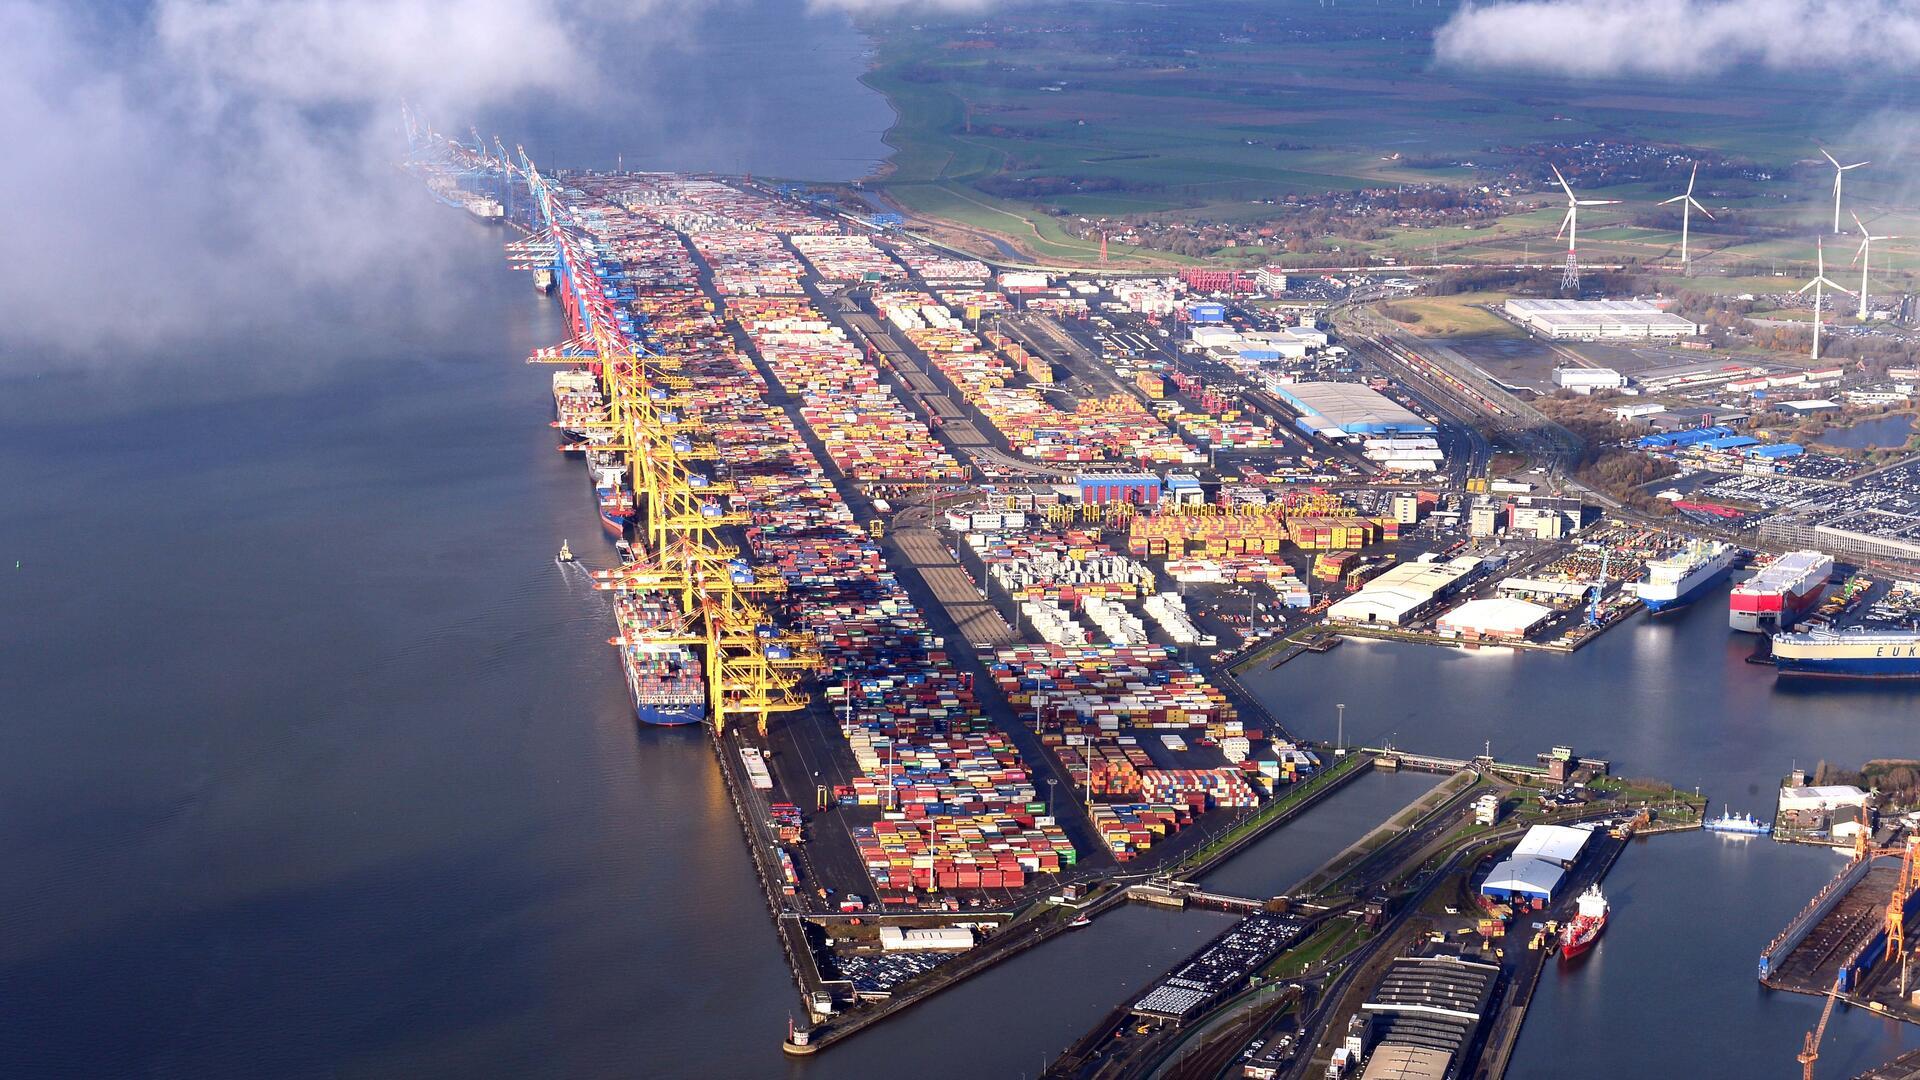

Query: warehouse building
left=1479, top=856, right=1564, bottom=904
left=1327, top=556, right=1483, bottom=626
left=1436, top=597, right=1553, bottom=640
left=1552, top=366, right=1627, bottom=394
left=1358, top=952, right=1499, bottom=1080
left=1505, top=299, right=1702, bottom=340
left=1270, top=382, right=1438, bottom=436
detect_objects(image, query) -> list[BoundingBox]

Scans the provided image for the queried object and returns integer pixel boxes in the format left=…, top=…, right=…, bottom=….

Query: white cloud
left=0, top=0, right=667, bottom=358
left=1434, top=0, right=1920, bottom=78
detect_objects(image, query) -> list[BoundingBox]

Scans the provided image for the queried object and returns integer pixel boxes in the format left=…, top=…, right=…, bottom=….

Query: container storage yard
left=402, top=130, right=1743, bottom=1071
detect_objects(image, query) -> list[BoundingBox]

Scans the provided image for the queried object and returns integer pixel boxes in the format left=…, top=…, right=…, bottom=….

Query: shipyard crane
left=1797, top=977, right=1842, bottom=1080
left=1889, top=837, right=1918, bottom=996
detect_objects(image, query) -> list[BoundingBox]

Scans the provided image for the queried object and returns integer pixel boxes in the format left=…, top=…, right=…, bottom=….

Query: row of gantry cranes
left=408, top=119, right=826, bottom=737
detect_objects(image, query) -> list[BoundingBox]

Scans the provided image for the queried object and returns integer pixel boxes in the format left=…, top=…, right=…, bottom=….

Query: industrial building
left=1356, top=952, right=1499, bottom=1080
left=877, top=925, right=974, bottom=952
left=1326, top=556, right=1483, bottom=626
left=1777, top=784, right=1869, bottom=815
left=1270, top=382, right=1438, bottom=437
left=1504, top=298, right=1702, bottom=340
left=1436, top=597, right=1553, bottom=640
left=1479, top=824, right=1595, bottom=903
left=1551, top=366, right=1627, bottom=394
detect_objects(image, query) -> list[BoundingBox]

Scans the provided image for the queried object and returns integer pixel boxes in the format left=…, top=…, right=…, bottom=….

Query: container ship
left=1559, top=885, right=1608, bottom=959
left=1730, top=550, right=1833, bottom=633
left=592, top=464, right=633, bottom=536
left=612, top=591, right=707, bottom=725
left=552, top=369, right=604, bottom=439
left=1772, top=626, right=1920, bottom=679
left=1632, top=541, right=1738, bottom=614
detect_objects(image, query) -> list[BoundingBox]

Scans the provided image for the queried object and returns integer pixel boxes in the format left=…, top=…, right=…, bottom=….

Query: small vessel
left=1730, top=550, right=1833, bottom=633
left=1772, top=626, right=1920, bottom=679
left=1702, top=808, right=1771, bottom=835
left=557, top=539, right=574, bottom=563
left=1559, top=885, right=1607, bottom=959
left=1633, top=541, right=1738, bottom=614
left=1069, top=915, right=1092, bottom=929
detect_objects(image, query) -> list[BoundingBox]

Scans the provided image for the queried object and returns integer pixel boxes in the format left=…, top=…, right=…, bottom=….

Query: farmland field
left=850, top=0, right=1920, bottom=281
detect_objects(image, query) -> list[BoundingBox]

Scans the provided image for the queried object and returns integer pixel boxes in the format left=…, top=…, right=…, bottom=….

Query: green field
left=850, top=0, right=1920, bottom=271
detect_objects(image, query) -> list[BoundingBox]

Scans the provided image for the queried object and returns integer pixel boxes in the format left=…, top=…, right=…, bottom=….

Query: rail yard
left=404, top=125, right=1920, bottom=1079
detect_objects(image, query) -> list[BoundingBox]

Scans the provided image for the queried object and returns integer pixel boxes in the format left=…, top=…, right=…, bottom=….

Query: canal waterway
left=1199, top=769, right=1442, bottom=899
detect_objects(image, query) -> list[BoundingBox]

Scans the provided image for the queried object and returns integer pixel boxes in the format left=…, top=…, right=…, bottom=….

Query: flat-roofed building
left=1506, top=298, right=1702, bottom=340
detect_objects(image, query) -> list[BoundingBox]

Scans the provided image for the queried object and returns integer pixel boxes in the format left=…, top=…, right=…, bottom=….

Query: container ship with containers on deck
left=1772, top=627, right=1920, bottom=679
left=1729, top=550, right=1833, bottom=633
left=1632, top=541, right=1738, bottom=614
left=612, top=591, right=707, bottom=726
left=1559, top=885, right=1608, bottom=959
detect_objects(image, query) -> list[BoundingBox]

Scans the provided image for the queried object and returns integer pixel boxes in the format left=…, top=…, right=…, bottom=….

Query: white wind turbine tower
left=1850, top=212, right=1900, bottom=321
left=1821, top=148, right=1869, bottom=234
left=1798, top=238, right=1852, bottom=362
left=1552, top=164, right=1620, bottom=292
left=1660, top=162, right=1712, bottom=275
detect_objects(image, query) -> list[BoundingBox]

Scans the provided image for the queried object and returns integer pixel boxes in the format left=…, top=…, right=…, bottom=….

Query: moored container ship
left=613, top=591, right=707, bottom=725
left=1730, top=550, right=1832, bottom=633
left=1632, top=541, right=1738, bottom=614
left=1772, top=626, right=1920, bottom=679
left=552, top=369, right=604, bottom=439
left=1559, top=885, right=1608, bottom=959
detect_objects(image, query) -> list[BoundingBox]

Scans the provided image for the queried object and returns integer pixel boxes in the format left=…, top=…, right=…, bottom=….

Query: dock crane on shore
left=1797, top=977, right=1843, bottom=1080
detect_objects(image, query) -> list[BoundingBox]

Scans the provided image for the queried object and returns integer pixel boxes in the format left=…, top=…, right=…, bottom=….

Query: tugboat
left=1559, top=885, right=1608, bottom=959
left=557, top=539, right=574, bottom=563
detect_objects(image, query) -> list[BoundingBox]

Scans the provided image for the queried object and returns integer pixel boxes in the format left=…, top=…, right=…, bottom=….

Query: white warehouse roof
left=878, top=926, right=975, bottom=951
left=1327, top=559, right=1478, bottom=626
left=1480, top=856, right=1565, bottom=900
left=1436, top=597, right=1552, bottom=638
left=1513, top=824, right=1594, bottom=866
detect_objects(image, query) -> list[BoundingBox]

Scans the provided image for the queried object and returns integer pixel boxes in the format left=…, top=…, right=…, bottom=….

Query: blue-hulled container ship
left=1772, top=626, right=1920, bottom=679
left=612, top=591, right=707, bottom=726
left=1632, top=541, right=1738, bottom=614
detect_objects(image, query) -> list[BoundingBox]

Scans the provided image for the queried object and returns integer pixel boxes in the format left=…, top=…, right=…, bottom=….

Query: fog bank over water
left=0, top=0, right=889, bottom=363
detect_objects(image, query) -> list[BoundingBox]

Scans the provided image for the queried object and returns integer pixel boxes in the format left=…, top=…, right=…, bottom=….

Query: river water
left=5, top=3, right=1914, bottom=1075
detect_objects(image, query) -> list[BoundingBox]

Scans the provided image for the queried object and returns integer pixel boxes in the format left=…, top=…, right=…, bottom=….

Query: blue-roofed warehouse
left=1750, top=443, right=1804, bottom=459
left=1700, top=434, right=1760, bottom=451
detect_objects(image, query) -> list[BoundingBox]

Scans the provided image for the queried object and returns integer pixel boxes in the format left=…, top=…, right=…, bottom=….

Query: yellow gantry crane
left=510, top=151, right=822, bottom=735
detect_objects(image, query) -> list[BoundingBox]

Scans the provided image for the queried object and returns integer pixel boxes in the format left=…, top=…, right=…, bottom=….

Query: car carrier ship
left=1772, top=626, right=1920, bottom=679
left=1632, top=541, right=1738, bottom=614
left=612, top=591, right=707, bottom=725
left=1730, top=550, right=1832, bottom=633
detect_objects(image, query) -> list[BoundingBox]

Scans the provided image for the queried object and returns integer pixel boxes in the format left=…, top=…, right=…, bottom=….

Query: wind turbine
left=1850, top=211, right=1896, bottom=319
left=1820, top=148, right=1869, bottom=234
left=1850, top=212, right=1900, bottom=321
left=1552, top=164, right=1620, bottom=292
left=1660, top=162, right=1713, bottom=275
left=1798, top=238, right=1852, bottom=362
